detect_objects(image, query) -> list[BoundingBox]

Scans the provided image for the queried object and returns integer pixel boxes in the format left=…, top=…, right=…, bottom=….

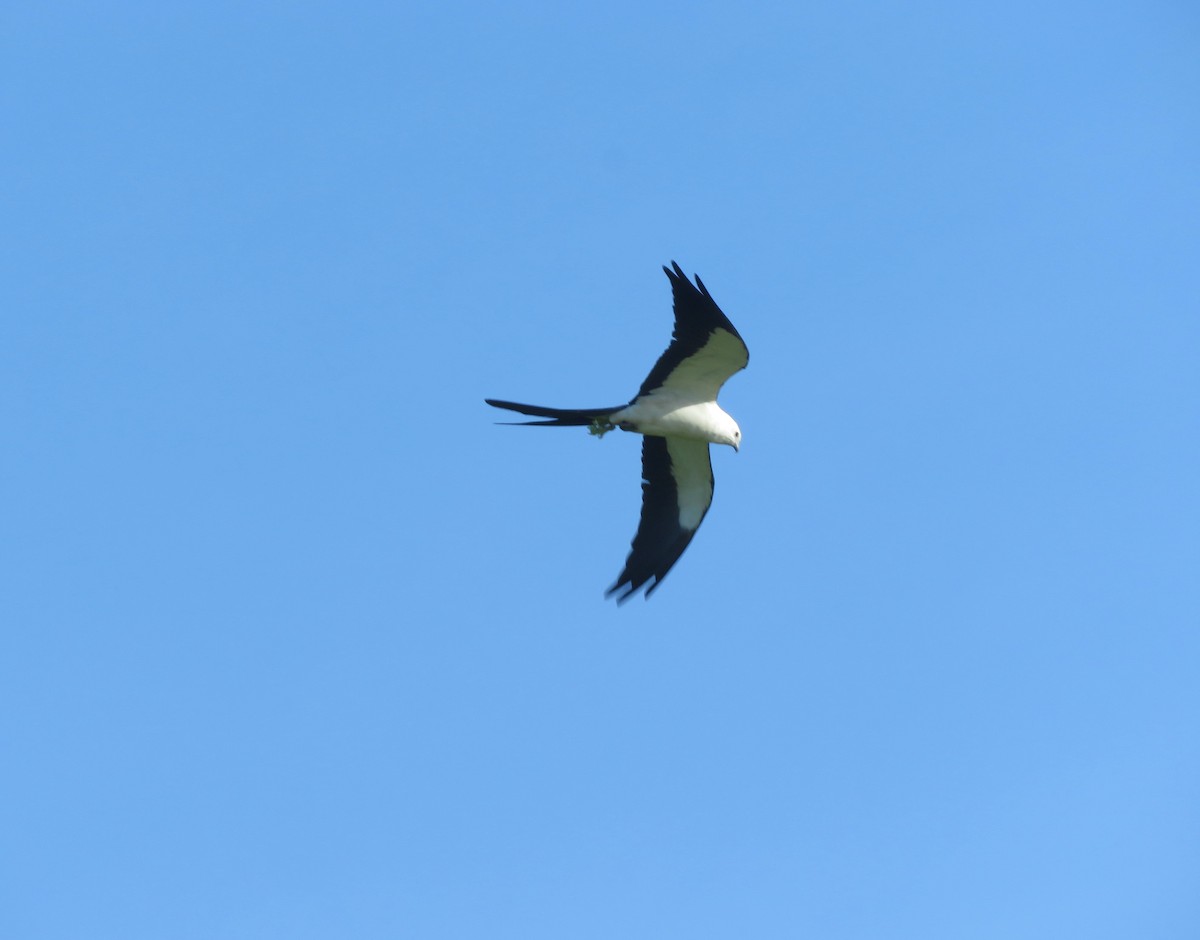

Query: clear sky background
left=3, top=2, right=1198, bottom=938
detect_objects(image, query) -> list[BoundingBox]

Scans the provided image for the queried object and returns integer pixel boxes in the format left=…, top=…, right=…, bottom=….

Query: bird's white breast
left=614, top=394, right=733, bottom=444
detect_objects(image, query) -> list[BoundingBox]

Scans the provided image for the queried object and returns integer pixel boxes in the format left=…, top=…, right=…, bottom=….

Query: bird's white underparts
left=486, top=262, right=749, bottom=603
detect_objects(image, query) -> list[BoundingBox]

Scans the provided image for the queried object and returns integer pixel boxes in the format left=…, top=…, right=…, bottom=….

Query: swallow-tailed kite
left=486, top=262, right=749, bottom=602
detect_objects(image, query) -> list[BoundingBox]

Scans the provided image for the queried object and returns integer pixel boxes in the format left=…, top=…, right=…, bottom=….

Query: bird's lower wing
left=607, top=436, right=714, bottom=602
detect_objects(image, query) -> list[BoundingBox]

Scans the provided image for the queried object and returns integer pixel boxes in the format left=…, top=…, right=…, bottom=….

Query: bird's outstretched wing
left=607, top=435, right=714, bottom=602
left=637, top=262, right=749, bottom=401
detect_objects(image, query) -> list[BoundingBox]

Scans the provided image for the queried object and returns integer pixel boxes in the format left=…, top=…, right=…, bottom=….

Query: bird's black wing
left=636, top=262, right=749, bottom=401
left=607, top=435, right=714, bottom=602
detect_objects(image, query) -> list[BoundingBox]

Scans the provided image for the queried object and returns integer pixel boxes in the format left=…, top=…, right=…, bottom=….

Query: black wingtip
left=604, top=581, right=639, bottom=604
left=605, top=574, right=664, bottom=604
left=664, top=260, right=708, bottom=296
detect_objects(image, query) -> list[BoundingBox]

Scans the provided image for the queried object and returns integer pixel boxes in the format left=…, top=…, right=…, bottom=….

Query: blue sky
left=3, top=2, right=1198, bottom=937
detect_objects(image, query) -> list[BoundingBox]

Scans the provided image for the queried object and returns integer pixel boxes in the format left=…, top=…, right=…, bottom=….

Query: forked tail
left=484, top=398, right=627, bottom=427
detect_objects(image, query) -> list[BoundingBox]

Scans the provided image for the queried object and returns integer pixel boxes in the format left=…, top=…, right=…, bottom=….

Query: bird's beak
left=733, top=443, right=740, bottom=453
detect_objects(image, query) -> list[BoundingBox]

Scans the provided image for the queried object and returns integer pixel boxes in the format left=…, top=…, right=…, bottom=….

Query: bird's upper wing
left=636, top=262, right=749, bottom=401
left=607, top=435, right=714, bottom=602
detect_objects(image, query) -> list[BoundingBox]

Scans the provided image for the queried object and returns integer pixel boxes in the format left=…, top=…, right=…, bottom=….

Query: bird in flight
left=486, top=262, right=749, bottom=602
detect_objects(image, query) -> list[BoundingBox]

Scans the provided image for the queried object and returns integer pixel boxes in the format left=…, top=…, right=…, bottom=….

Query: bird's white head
left=720, top=416, right=742, bottom=452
